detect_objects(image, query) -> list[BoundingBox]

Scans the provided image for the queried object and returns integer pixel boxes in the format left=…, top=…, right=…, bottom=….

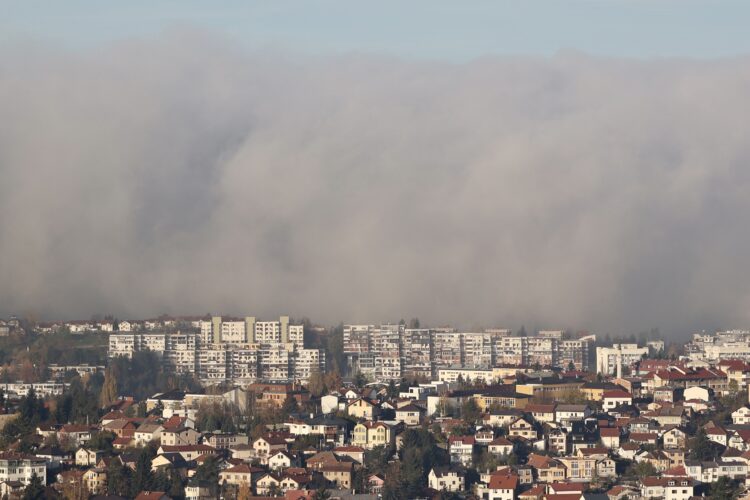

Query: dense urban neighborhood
left=2, top=316, right=750, bottom=499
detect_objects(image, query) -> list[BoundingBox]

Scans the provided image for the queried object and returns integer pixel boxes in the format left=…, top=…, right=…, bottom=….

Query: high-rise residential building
left=109, top=315, right=312, bottom=385
left=402, top=328, right=432, bottom=379
left=432, top=331, right=462, bottom=367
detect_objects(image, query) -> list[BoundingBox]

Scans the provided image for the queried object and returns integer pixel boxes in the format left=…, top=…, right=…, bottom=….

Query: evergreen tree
left=461, top=398, right=481, bottom=424
left=312, top=488, right=331, bottom=500
left=193, top=456, right=220, bottom=484
left=132, top=448, right=154, bottom=495
left=690, top=428, right=722, bottom=461
left=281, top=395, right=298, bottom=417
left=710, top=476, right=740, bottom=499
left=22, top=473, right=45, bottom=500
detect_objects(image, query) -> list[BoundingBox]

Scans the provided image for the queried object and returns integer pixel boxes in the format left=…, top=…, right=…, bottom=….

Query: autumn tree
left=99, top=367, right=118, bottom=408
left=308, top=369, right=326, bottom=397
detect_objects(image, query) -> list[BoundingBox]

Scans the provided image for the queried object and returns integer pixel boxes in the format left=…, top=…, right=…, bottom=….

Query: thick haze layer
left=1, top=34, right=750, bottom=337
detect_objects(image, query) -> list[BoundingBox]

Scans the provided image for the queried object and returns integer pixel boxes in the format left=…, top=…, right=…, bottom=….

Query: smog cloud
left=2, top=33, right=750, bottom=338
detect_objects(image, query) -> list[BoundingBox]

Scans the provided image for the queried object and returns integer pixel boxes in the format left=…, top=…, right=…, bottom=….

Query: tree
left=193, top=456, right=220, bottom=485
left=381, top=463, right=404, bottom=500
left=690, top=428, right=723, bottom=461
left=267, top=483, right=282, bottom=497
left=324, top=370, right=342, bottom=392
left=313, top=488, right=331, bottom=500
left=107, top=462, right=132, bottom=497
left=281, top=396, right=298, bottom=417
left=387, top=380, right=398, bottom=399
left=18, top=388, right=46, bottom=427
left=627, top=461, right=657, bottom=479
left=325, top=324, right=345, bottom=375
left=99, top=367, right=118, bottom=408
left=132, top=448, right=154, bottom=495
left=365, top=445, right=395, bottom=475
left=354, top=371, right=368, bottom=388
left=461, top=398, right=481, bottom=424
left=87, top=431, right=116, bottom=453
left=710, top=476, right=741, bottom=499
left=308, top=369, right=326, bottom=397
left=237, top=481, right=252, bottom=500
left=22, top=473, right=45, bottom=500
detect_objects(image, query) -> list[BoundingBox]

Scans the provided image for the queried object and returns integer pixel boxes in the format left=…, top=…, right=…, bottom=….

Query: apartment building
left=109, top=316, right=314, bottom=385
left=596, top=344, right=649, bottom=375
left=0, top=453, right=47, bottom=487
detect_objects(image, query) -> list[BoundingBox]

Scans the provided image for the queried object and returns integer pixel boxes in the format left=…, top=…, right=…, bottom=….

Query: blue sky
left=2, top=0, right=750, bottom=60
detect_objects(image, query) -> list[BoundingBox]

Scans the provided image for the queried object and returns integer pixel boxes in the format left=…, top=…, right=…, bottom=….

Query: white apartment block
left=1, top=382, right=67, bottom=398
left=0, top=453, right=47, bottom=486
left=289, top=325, right=304, bottom=348
left=339, top=326, right=593, bottom=382
left=220, top=319, right=247, bottom=343
left=596, top=344, right=649, bottom=376
left=109, top=315, right=310, bottom=385
left=343, top=325, right=373, bottom=354
left=294, top=348, right=326, bottom=382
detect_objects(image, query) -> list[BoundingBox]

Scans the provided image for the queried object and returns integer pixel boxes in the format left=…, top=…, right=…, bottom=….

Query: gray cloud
left=2, top=33, right=750, bottom=338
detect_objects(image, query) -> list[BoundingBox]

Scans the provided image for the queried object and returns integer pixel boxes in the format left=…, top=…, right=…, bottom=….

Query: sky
left=1, top=2, right=750, bottom=339
left=3, top=1, right=750, bottom=60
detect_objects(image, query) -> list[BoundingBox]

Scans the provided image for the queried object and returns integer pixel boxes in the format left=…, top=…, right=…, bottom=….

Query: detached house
left=602, top=391, right=633, bottom=411
left=509, top=416, right=538, bottom=440
left=526, top=453, right=566, bottom=483
left=478, top=472, right=518, bottom=500
left=395, top=404, right=424, bottom=426
left=351, top=421, right=393, bottom=450
left=428, top=466, right=464, bottom=492
left=347, top=398, right=379, bottom=420
left=160, top=427, right=200, bottom=447
left=599, top=427, right=621, bottom=449
left=253, top=436, right=288, bottom=461
left=448, top=436, right=475, bottom=466
left=661, top=427, right=687, bottom=449
left=525, top=404, right=556, bottom=424
left=640, top=476, right=693, bottom=500
left=489, top=437, right=514, bottom=457
left=732, top=405, right=750, bottom=425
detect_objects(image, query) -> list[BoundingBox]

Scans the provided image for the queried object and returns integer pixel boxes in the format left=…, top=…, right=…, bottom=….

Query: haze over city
left=2, top=2, right=750, bottom=338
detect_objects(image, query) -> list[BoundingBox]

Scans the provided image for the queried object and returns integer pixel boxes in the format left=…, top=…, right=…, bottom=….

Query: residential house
left=509, top=416, right=538, bottom=440
left=218, top=464, right=255, bottom=488
left=253, top=436, right=288, bottom=461
left=320, top=462, right=353, bottom=489
left=75, top=448, right=105, bottom=467
left=134, top=423, right=164, bottom=446
left=478, top=472, right=518, bottom=500
left=347, top=398, right=379, bottom=420
left=733, top=406, right=750, bottom=425
left=83, top=468, right=107, bottom=495
left=489, top=437, right=514, bottom=457
left=640, top=476, right=693, bottom=500
left=428, top=466, right=465, bottom=492
left=160, top=427, right=200, bottom=447
left=602, top=391, right=633, bottom=411
left=351, top=421, right=394, bottom=450
left=525, top=404, right=556, bottom=424
left=395, top=404, right=424, bottom=426
left=448, top=436, right=475, bottom=466
left=599, top=427, right=621, bottom=449
left=526, top=454, right=566, bottom=483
